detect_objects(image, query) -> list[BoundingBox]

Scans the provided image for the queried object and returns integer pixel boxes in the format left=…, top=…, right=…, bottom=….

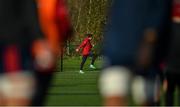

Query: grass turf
left=45, top=56, right=179, bottom=106
left=45, top=57, right=102, bottom=106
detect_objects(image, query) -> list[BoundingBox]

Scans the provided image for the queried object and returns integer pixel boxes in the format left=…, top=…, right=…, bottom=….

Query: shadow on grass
left=47, top=92, right=99, bottom=95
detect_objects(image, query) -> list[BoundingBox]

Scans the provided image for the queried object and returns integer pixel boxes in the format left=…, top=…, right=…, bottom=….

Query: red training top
left=172, top=0, right=180, bottom=22
left=77, top=37, right=92, bottom=56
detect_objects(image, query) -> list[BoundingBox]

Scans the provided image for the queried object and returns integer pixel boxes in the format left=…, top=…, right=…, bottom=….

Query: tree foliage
left=67, top=0, right=110, bottom=40
left=65, top=0, right=111, bottom=55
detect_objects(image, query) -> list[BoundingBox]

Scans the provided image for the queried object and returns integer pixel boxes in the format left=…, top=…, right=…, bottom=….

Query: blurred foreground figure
left=99, top=0, right=171, bottom=106
left=31, top=0, right=72, bottom=105
left=165, top=0, right=180, bottom=105
left=0, top=0, right=44, bottom=106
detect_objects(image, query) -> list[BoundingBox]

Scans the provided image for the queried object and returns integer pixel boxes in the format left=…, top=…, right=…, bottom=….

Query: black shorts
left=0, top=44, right=34, bottom=73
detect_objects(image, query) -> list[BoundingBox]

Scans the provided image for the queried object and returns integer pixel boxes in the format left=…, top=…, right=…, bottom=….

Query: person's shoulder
left=84, top=37, right=89, bottom=41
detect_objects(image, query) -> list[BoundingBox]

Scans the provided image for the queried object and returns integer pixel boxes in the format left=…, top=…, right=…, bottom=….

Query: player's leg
left=177, top=75, right=180, bottom=106
left=0, top=45, right=36, bottom=106
left=133, top=70, right=161, bottom=106
left=0, top=76, right=6, bottom=106
left=99, top=66, right=132, bottom=106
left=31, top=72, right=53, bottom=106
left=89, top=52, right=97, bottom=69
left=0, top=48, right=4, bottom=105
left=79, top=55, right=88, bottom=73
left=165, top=72, right=176, bottom=106
left=153, top=75, right=162, bottom=106
left=1, top=72, right=35, bottom=106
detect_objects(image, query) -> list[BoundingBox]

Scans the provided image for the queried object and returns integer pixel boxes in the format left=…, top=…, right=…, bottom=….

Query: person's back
left=0, top=0, right=42, bottom=45
left=0, top=0, right=44, bottom=106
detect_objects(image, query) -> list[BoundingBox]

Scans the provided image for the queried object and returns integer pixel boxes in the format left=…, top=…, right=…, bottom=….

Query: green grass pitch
left=45, top=57, right=179, bottom=106
left=45, top=57, right=102, bottom=106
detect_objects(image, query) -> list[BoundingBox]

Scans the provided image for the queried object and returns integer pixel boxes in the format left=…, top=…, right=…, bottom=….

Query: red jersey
left=172, top=0, right=180, bottom=22
left=36, top=0, right=72, bottom=55
left=78, top=37, right=92, bottom=56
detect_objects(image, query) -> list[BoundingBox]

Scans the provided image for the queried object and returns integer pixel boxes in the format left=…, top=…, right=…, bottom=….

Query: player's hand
left=32, top=40, right=55, bottom=72
left=76, top=48, right=79, bottom=52
left=35, top=47, right=54, bottom=70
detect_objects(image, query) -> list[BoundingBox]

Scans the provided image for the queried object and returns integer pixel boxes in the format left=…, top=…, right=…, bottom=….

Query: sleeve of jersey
left=78, top=39, right=88, bottom=49
left=56, top=0, right=73, bottom=42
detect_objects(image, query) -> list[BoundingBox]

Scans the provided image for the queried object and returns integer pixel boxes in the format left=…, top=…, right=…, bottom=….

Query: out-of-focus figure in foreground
left=99, top=0, right=171, bottom=106
left=0, top=0, right=44, bottom=106
left=165, top=0, right=180, bottom=105
left=31, top=0, right=72, bottom=106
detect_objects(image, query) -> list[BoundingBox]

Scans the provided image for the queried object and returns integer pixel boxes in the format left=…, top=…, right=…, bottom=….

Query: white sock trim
left=99, top=66, right=131, bottom=97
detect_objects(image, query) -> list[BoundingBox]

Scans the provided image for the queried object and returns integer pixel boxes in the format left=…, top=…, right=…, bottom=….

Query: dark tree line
left=65, top=0, right=111, bottom=55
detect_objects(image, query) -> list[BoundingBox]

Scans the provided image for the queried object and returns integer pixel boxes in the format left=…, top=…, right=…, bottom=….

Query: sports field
left=45, top=57, right=102, bottom=106
left=45, top=57, right=180, bottom=106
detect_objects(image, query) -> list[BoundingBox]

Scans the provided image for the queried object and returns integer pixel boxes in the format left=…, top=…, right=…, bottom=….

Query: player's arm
left=56, top=0, right=73, bottom=42
left=76, top=39, right=87, bottom=52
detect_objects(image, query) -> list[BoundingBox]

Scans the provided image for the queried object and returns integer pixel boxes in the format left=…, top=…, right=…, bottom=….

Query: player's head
left=86, top=34, right=92, bottom=40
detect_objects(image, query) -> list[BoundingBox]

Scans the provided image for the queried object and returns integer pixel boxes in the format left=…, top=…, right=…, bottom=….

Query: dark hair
left=86, top=34, right=92, bottom=37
